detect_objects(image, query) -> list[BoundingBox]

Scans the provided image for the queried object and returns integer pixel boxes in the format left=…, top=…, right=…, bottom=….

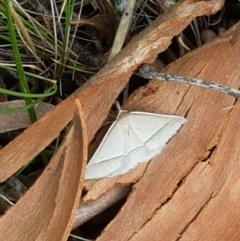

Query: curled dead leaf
left=0, top=100, right=54, bottom=133
left=0, top=100, right=87, bottom=241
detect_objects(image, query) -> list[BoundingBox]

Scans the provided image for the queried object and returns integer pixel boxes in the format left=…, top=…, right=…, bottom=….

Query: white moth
left=85, top=107, right=186, bottom=180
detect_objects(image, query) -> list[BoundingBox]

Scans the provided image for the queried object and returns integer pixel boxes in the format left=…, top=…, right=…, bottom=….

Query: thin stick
left=138, top=64, right=240, bottom=98
left=109, top=0, right=136, bottom=60
left=72, top=185, right=131, bottom=230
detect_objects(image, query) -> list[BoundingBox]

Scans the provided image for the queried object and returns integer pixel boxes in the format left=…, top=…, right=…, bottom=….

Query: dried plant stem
left=138, top=64, right=240, bottom=98
left=72, top=185, right=131, bottom=230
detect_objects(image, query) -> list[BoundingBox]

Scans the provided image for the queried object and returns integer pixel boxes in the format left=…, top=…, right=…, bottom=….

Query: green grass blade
left=4, top=0, right=37, bottom=123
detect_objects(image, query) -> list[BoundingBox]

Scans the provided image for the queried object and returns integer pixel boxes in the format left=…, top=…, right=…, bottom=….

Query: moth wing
left=108, top=113, right=186, bottom=177
left=127, top=112, right=186, bottom=145
left=142, top=113, right=186, bottom=152
left=85, top=111, right=186, bottom=180
left=87, top=119, right=125, bottom=166
left=85, top=155, right=123, bottom=180
left=85, top=114, right=131, bottom=179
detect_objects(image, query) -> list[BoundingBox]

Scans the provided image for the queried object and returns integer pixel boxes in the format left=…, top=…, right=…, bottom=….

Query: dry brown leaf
left=0, top=0, right=223, bottom=183
left=71, top=15, right=115, bottom=45
left=0, top=100, right=54, bottom=133
left=95, top=22, right=240, bottom=241
left=0, top=100, right=87, bottom=241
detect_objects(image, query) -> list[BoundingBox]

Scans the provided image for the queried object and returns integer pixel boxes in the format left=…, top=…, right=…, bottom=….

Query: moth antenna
left=115, top=101, right=122, bottom=112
